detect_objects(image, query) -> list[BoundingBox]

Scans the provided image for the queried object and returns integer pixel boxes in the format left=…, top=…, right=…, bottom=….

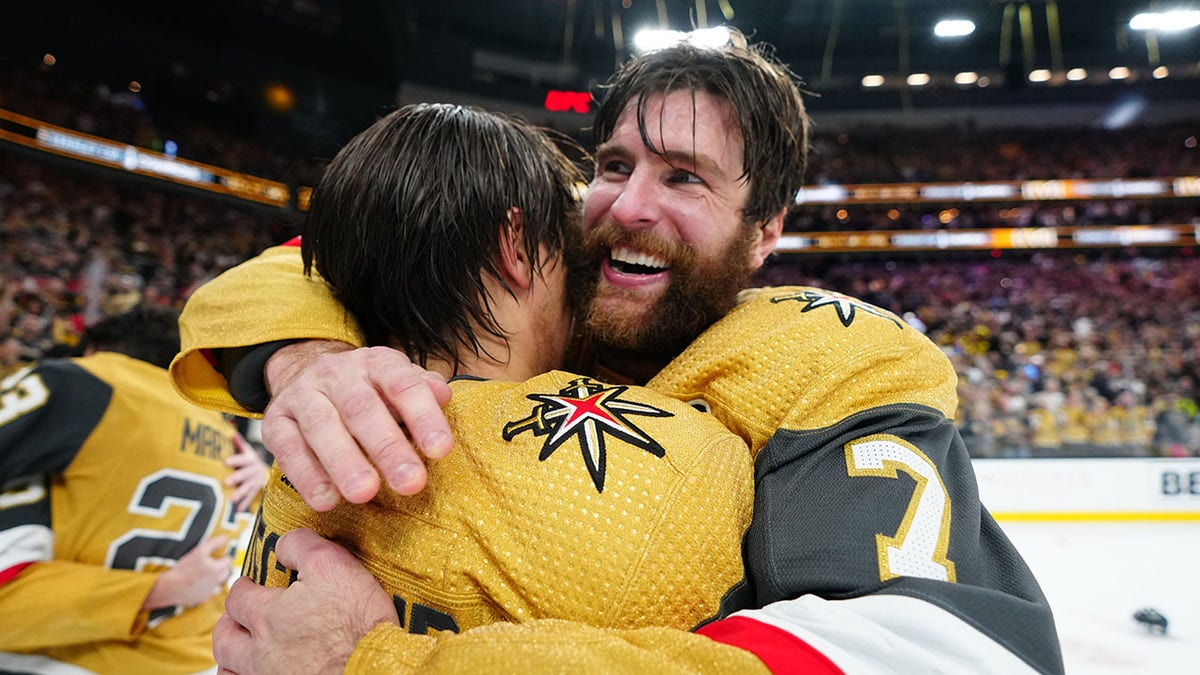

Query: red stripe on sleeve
left=0, top=562, right=33, bottom=586
left=281, top=236, right=302, bottom=247
left=697, top=615, right=845, bottom=675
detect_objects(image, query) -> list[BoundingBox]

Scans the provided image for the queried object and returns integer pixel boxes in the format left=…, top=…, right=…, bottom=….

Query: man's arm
left=0, top=536, right=231, bottom=651
left=170, top=243, right=367, bottom=417
left=214, top=529, right=775, bottom=675
left=649, top=287, right=1066, bottom=675
left=0, top=362, right=234, bottom=650
left=171, top=244, right=453, bottom=510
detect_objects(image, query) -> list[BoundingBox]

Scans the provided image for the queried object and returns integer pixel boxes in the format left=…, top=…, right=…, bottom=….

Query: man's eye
left=601, top=160, right=631, bottom=175
left=670, top=170, right=703, bottom=184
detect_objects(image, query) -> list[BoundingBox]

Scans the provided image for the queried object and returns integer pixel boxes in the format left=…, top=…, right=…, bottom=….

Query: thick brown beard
left=566, top=221, right=758, bottom=357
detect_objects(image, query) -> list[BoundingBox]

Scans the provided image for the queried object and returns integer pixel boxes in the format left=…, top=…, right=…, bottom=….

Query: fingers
left=273, top=528, right=353, bottom=574
left=224, top=577, right=278, bottom=629
left=261, top=346, right=456, bottom=507
left=226, top=451, right=262, bottom=470
left=229, top=480, right=256, bottom=512
left=225, top=454, right=266, bottom=511
left=213, top=612, right=251, bottom=674
left=267, top=393, right=381, bottom=508
left=203, top=535, right=231, bottom=557
left=348, top=348, right=452, bottom=495
left=375, top=357, right=454, bottom=461
left=231, top=432, right=254, bottom=454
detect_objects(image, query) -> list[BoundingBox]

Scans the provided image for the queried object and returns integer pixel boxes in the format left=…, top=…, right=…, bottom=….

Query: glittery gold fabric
left=344, top=619, right=770, bottom=674
left=245, top=371, right=753, bottom=636
left=649, top=286, right=959, bottom=456
left=171, top=245, right=365, bottom=416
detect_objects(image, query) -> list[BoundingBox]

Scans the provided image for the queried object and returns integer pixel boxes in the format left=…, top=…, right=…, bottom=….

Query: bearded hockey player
left=179, top=32, right=1063, bottom=675
left=218, top=103, right=759, bottom=673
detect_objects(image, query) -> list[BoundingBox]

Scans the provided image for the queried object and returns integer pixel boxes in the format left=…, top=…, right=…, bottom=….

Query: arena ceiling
left=5, top=1, right=1198, bottom=143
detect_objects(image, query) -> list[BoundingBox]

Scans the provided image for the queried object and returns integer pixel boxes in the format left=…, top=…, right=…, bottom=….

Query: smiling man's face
left=573, top=88, right=779, bottom=355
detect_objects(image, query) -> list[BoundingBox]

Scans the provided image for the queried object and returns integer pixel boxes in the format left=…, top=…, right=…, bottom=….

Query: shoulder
left=651, top=287, right=958, bottom=449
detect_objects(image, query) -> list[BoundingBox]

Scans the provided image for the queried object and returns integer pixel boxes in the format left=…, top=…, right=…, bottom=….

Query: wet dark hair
left=302, top=103, right=584, bottom=370
left=592, top=29, right=810, bottom=225
left=77, top=304, right=181, bottom=369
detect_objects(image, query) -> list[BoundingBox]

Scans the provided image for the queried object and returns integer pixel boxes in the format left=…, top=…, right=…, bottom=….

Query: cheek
left=582, top=185, right=617, bottom=227
left=677, top=205, right=738, bottom=251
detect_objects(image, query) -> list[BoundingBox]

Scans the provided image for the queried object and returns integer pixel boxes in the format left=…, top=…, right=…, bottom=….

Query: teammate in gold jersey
left=183, top=30, right=1063, bottom=675
left=0, top=305, right=265, bottom=675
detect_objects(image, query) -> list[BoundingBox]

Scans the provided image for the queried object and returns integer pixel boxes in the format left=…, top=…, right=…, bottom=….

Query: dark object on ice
left=1133, top=608, right=1168, bottom=635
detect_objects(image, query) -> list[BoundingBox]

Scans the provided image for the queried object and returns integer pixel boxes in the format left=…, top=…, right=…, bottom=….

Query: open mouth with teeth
left=609, top=246, right=669, bottom=275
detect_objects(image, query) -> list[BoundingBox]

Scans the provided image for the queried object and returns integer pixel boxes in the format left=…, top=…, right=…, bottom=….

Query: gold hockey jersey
left=171, top=249, right=1063, bottom=673
left=172, top=243, right=363, bottom=416
left=0, top=352, right=255, bottom=675
left=245, top=371, right=753, bottom=635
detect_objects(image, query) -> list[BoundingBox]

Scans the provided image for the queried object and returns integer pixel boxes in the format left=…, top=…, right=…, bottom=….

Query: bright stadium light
left=689, top=26, right=733, bottom=48
left=954, top=71, right=979, bottom=85
left=634, top=29, right=687, bottom=52
left=1153, top=65, right=1170, bottom=78
left=906, top=73, right=931, bottom=86
left=1066, top=68, right=1088, bottom=81
left=632, top=26, right=732, bottom=52
left=861, top=74, right=885, bottom=87
left=934, top=19, right=976, bottom=37
left=1028, top=69, right=1052, bottom=82
left=1109, top=66, right=1132, bottom=80
left=1129, top=9, right=1200, bottom=32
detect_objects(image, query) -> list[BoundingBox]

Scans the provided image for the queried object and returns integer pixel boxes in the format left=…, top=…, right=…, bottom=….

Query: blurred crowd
left=787, top=201, right=1199, bottom=233
left=805, top=123, right=1200, bottom=184
left=759, top=253, right=1200, bottom=458
left=3, top=62, right=1198, bottom=459
left=0, top=153, right=297, bottom=365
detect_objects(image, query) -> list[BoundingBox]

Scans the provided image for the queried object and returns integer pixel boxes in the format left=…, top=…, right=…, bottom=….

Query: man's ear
left=497, top=207, right=533, bottom=291
left=748, top=208, right=785, bottom=271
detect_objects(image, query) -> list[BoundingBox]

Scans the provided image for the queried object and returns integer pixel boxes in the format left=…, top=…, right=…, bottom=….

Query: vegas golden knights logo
left=771, top=289, right=902, bottom=328
left=502, top=378, right=672, bottom=492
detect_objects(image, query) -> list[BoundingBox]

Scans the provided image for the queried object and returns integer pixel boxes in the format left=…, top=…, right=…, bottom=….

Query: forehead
left=609, top=89, right=744, bottom=172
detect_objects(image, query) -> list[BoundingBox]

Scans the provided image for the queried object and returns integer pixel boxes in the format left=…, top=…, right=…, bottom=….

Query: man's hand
left=213, top=528, right=399, bottom=675
left=142, top=535, right=231, bottom=611
left=225, top=433, right=268, bottom=511
left=261, top=343, right=453, bottom=511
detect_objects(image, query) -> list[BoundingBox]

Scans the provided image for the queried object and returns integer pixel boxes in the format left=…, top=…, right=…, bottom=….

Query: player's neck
left=432, top=302, right=567, bottom=383
left=438, top=333, right=552, bottom=382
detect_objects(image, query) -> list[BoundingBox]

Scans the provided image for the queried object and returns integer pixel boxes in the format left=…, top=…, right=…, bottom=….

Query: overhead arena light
left=1109, top=66, right=1132, bottom=80
left=954, top=71, right=978, bottom=85
left=632, top=26, right=732, bottom=52
left=907, top=73, right=931, bottom=86
left=934, top=19, right=976, bottom=38
left=861, top=74, right=885, bottom=87
left=1129, top=9, right=1200, bottom=32
left=1028, top=69, right=1052, bottom=82
left=1066, top=68, right=1088, bottom=81
left=1153, top=66, right=1170, bottom=79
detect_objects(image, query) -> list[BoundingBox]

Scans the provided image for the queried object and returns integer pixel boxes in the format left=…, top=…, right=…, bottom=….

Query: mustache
left=580, top=221, right=697, bottom=268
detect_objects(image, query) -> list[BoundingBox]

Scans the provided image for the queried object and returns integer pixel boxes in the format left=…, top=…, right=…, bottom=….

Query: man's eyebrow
left=595, top=141, right=727, bottom=179
left=593, top=141, right=627, bottom=159
left=657, top=149, right=725, bottom=179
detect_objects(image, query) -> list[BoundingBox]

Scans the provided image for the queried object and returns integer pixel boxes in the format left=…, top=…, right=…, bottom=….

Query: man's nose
left=607, top=170, right=660, bottom=230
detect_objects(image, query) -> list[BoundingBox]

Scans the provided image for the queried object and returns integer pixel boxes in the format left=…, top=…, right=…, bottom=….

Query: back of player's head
left=78, top=304, right=180, bottom=369
left=592, top=29, right=809, bottom=225
left=302, top=103, right=584, bottom=370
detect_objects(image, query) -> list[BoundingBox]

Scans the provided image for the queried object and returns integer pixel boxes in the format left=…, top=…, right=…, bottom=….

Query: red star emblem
left=503, top=378, right=672, bottom=492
